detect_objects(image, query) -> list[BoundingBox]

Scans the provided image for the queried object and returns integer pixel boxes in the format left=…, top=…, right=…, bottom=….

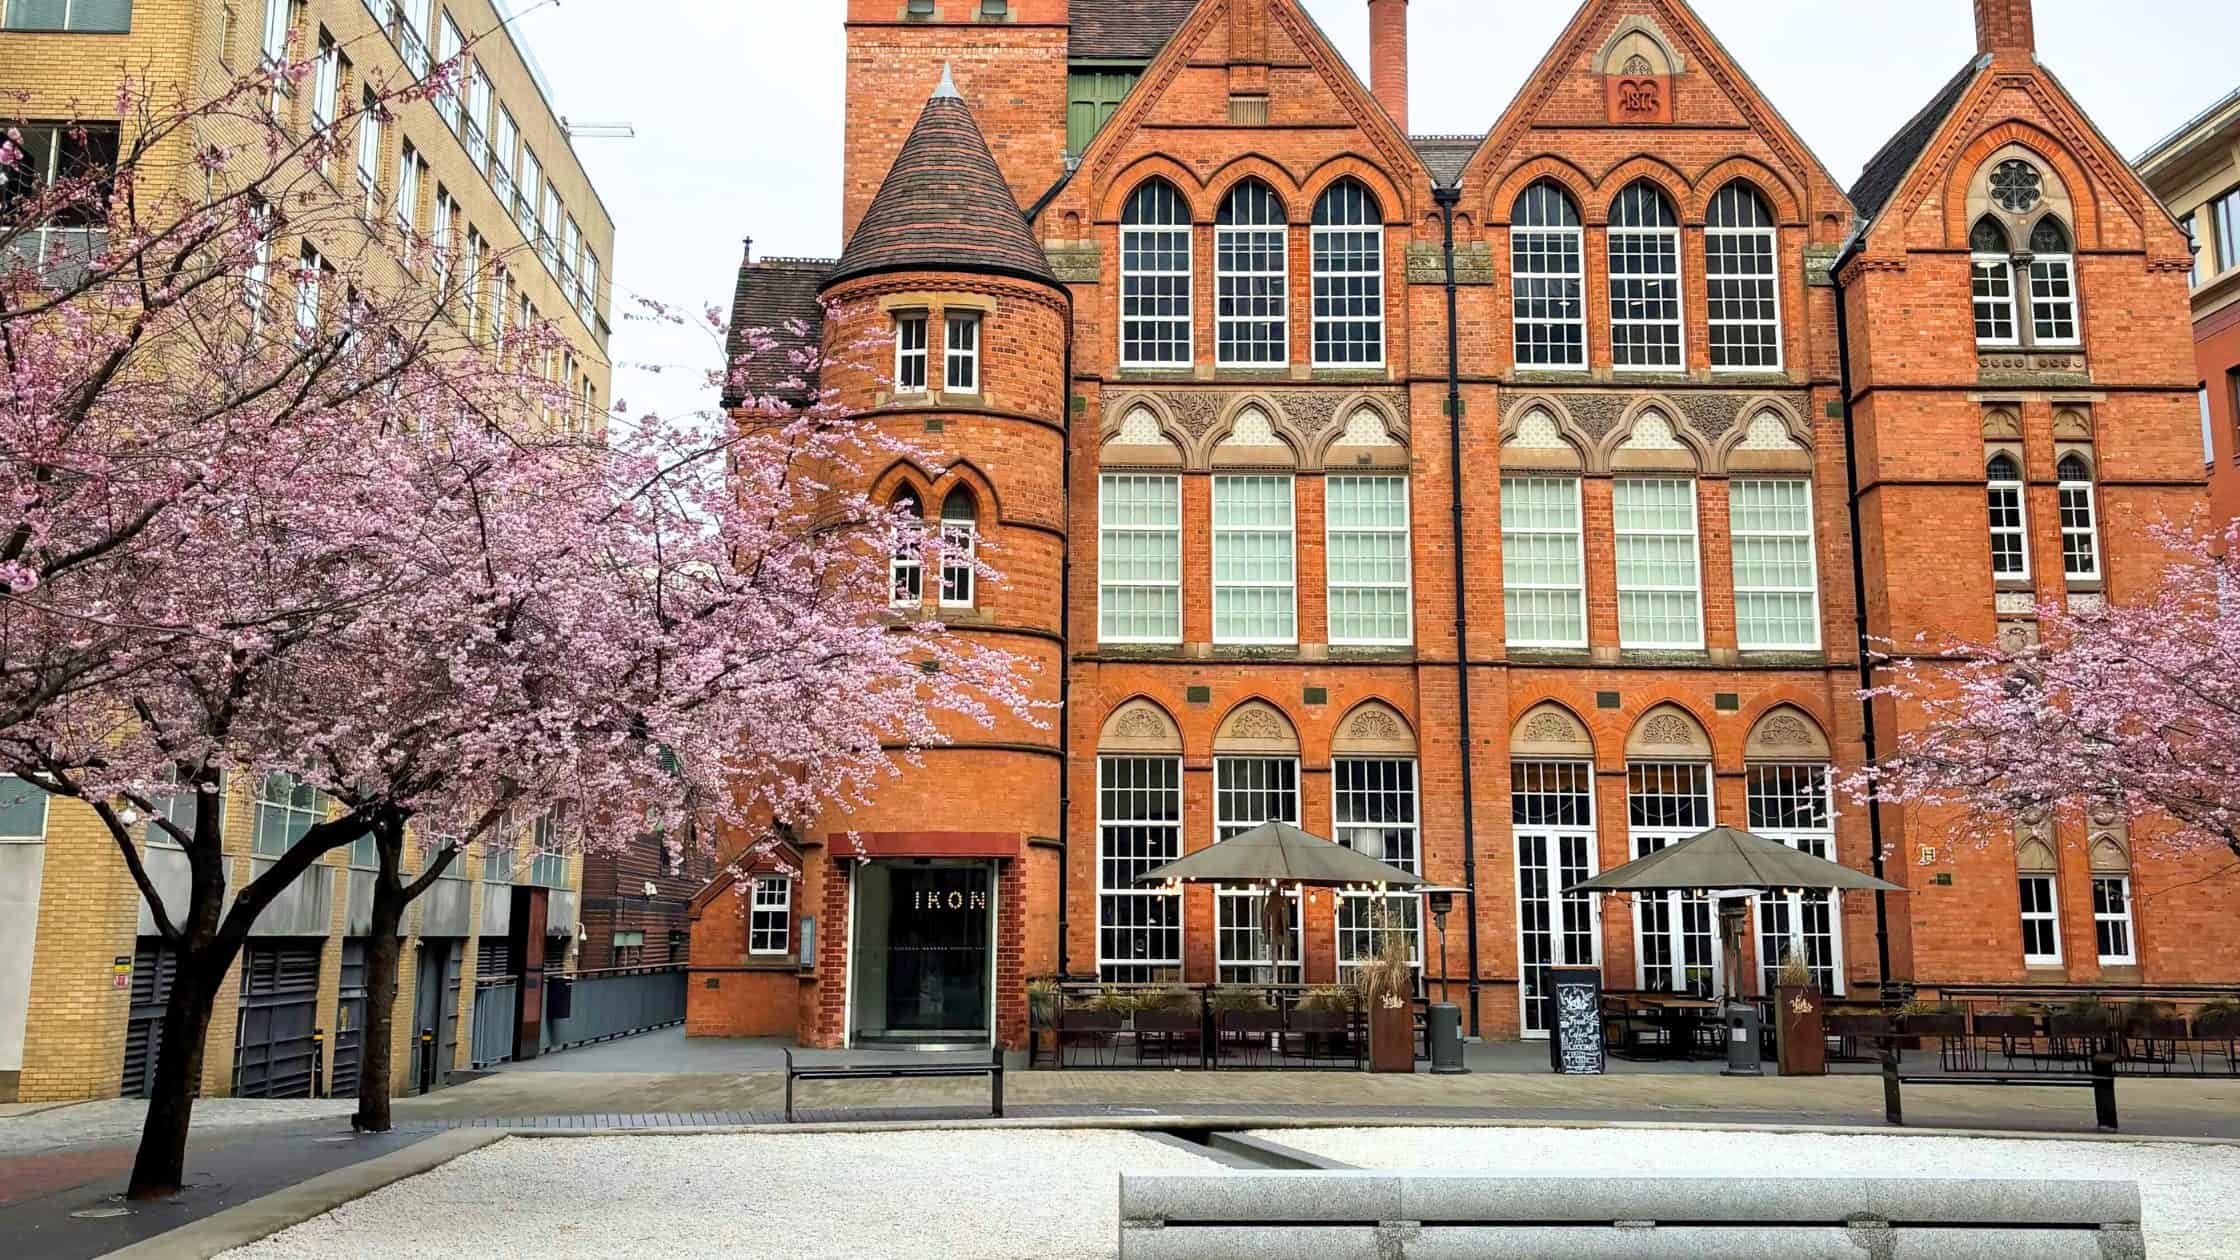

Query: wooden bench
left=780, top=1045, right=1005, bottom=1123
left=1881, top=1051, right=2117, bottom=1132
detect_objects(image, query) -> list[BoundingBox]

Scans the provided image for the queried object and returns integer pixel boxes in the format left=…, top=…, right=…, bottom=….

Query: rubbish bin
left=1427, top=1003, right=1466, bottom=1074
left=1723, top=1001, right=1762, bottom=1076
left=547, top=974, right=574, bottom=1022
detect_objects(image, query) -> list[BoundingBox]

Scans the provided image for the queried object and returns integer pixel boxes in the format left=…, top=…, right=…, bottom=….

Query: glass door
left=885, top=866, right=991, bottom=1034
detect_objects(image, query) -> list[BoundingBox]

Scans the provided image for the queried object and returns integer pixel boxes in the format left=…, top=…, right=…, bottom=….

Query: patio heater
left=1425, top=888, right=1467, bottom=1074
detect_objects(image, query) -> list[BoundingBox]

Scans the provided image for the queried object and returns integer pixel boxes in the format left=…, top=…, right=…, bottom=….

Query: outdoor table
left=1635, top=995, right=1721, bottom=1059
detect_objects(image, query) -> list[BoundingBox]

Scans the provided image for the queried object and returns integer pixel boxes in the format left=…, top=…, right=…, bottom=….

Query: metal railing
left=467, top=964, right=687, bottom=1067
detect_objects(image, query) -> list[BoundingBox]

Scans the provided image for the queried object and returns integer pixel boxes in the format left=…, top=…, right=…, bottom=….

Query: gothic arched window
left=1705, top=183, right=1781, bottom=370
left=889, top=488, right=924, bottom=606
left=1512, top=180, right=1585, bottom=369
left=939, top=487, right=978, bottom=607
left=2056, top=452, right=2099, bottom=581
left=1311, top=179, right=1385, bottom=367
left=1120, top=179, right=1192, bottom=367
left=2026, top=216, right=2079, bottom=346
left=1215, top=180, right=1288, bottom=366
left=1608, top=181, right=1682, bottom=369
left=1985, top=452, right=2028, bottom=580
left=1970, top=216, right=2019, bottom=345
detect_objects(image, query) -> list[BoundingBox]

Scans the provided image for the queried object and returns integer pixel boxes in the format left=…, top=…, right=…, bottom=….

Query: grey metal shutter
left=232, top=940, right=322, bottom=1098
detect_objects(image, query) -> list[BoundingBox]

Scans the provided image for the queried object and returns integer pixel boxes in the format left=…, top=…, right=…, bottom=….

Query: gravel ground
left=1258, top=1125, right=2240, bottom=1260
left=223, top=1130, right=1222, bottom=1259
left=0, top=1097, right=355, bottom=1153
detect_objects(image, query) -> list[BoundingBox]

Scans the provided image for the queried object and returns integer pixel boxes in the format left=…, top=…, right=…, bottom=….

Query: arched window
left=1511, top=705, right=1597, bottom=1035
left=1625, top=707, right=1717, bottom=995
left=939, top=487, right=978, bottom=607
left=889, top=488, right=923, bottom=606
left=1215, top=180, right=1288, bottom=366
left=1705, top=183, right=1781, bottom=370
left=1311, top=179, right=1384, bottom=367
left=2026, top=216, right=2079, bottom=346
left=1096, top=701, right=1184, bottom=982
left=1746, top=741, right=1841, bottom=996
left=1985, top=452, right=2028, bottom=580
left=1212, top=702, right=1304, bottom=983
left=1511, top=180, right=1585, bottom=369
left=1120, top=179, right=1192, bottom=367
left=1970, top=216, right=2018, bottom=346
left=1608, top=181, right=1682, bottom=370
left=2056, top=453, right=2100, bottom=581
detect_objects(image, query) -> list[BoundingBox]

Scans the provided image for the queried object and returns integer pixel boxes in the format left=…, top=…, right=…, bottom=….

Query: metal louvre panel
left=331, top=939, right=369, bottom=1096
left=232, top=940, right=322, bottom=1099
left=119, top=936, right=178, bottom=1099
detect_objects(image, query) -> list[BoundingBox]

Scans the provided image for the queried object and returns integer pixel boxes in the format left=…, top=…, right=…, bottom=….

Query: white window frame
left=252, top=772, right=325, bottom=857
left=395, top=143, right=419, bottom=239
left=1499, top=474, right=1586, bottom=648
left=516, top=148, right=541, bottom=242
left=1324, top=474, right=1412, bottom=646
left=1333, top=757, right=1422, bottom=980
left=140, top=769, right=225, bottom=850
left=944, top=312, right=980, bottom=394
left=1512, top=759, right=1601, bottom=1037
left=260, top=0, right=291, bottom=67
left=1511, top=182, right=1587, bottom=370
left=892, top=314, right=928, bottom=394
left=309, top=32, right=340, bottom=143
left=1097, top=754, right=1184, bottom=981
left=2057, top=457, right=2101, bottom=582
left=434, top=14, right=463, bottom=131
left=1971, top=224, right=2021, bottom=348
left=1098, top=472, right=1183, bottom=644
left=2026, top=220, right=2081, bottom=348
left=527, top=816, right=567, bottom=887
left=1704, top=185, right=1783, bottom=373
left=1729, top=477, right=1822, bottom=651
left=1213, top=755, right=1302, bottom=984
left=1747, top=763, right=1844, bottom=996
left=2091, top=875, right=2135, bottom=964
left=938, top=493, right=976, bottom=608
left=1119, top=181, right=1193, bottom=368
left=2018, top=872, right=2062, bottom=965
left=1214, top=181, right=1289, bottom=368
left=1627, top=761, right=1719, bottom=996
left=293, top=241, right=323, bottom=344
left=354, top=86, right=382, bottom=215
left=1310, top=180, right=1385, bottom=368
left=1987, top=453, right=2030, bottom=581
left=749, top=877, right=791, bottom=955
left=889, top=492, right=923, bottom=608
left=1613, top=477, right=1704, bottom=650
left=430, top=186, right=453, bottom=292
left=1608, top=184, right=1685, bottom=372
left=1211, top=474, right=1297, bottom=645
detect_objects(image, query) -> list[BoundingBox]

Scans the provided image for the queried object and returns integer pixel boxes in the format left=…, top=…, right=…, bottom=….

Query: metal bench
left=1882, top=1051, right=2118, bottom=1132
left=779, top=1045, right=1005, bottom=1123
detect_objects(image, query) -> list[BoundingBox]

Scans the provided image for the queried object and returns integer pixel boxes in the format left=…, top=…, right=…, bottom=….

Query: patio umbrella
left=1564, top=826, right=1901, bottom=1006
left=1139, top=820, right=1424, bottom=976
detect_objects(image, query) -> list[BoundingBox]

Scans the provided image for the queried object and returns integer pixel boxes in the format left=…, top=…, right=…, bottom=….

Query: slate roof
left=1070, top=0, right=1198, bottom=61
left=721, top=256, right=832, bottom=409
left=824, top=78, right=1060, bottom=293
left=1411, top=135, right=1481, bottom=189
left=1848, top=58, right=1983, bottom=230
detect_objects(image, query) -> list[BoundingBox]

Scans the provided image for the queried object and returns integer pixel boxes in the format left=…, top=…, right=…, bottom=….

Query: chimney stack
left=1974, top=0, right=2035, bottom=61
left=1368, top=0, right=1409, bottom=134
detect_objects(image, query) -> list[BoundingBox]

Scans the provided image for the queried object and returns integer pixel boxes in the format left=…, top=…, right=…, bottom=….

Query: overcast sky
left=509, top=0, right=2237, bottom=427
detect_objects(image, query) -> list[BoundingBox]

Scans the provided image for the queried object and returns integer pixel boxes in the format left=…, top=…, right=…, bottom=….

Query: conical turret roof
left=824, top=66, right=1060, bottom=292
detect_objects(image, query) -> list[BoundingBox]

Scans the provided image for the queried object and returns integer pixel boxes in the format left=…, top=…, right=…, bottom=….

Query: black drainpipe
left=1433, top=185, right=1482, bottom=1036
left=1829, top=244, right=1895, bottom=994
left=1056, top=313, right=1075, bottom=979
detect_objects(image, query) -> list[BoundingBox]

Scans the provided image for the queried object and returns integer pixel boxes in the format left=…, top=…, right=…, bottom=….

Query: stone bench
left=1117, top=1172, right=2143, bottom=1259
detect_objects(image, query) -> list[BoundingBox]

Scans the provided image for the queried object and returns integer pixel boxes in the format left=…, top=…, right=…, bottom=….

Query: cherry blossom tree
left=4, top=45, right=1031, bottom=1194
left=1863, top=520, right=2240, bottom=866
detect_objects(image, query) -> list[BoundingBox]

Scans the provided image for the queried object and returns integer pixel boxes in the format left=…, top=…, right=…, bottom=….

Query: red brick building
left=693, top=0, right=2210, bottom=1048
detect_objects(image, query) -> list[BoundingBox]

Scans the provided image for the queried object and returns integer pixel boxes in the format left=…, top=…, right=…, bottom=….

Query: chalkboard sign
left=1547, top=967, right=1605, bottom=1075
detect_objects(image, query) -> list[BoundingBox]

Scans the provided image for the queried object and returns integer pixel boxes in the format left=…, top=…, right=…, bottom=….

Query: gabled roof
left=825, top=70, right=1060, bottom=293
left=1848, top=58, right=1984, bottom=230
left=1411, top=136, right=1480, bottom=189
left=721, top=256, right=832, bottom=410
left=1070, top=0, right=1198, bottom=61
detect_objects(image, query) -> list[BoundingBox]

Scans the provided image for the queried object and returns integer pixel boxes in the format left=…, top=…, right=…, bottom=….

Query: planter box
left=1369, top=1002, right=1413, bottom=1073
left=1775, top=985, right=1825, bottom=1076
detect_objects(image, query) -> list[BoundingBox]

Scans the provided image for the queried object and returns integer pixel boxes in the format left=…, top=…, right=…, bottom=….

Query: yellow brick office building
left=0, top=0, right=615, bottom=1103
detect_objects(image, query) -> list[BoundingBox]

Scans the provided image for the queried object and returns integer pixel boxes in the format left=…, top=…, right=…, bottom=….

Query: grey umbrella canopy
left=1567, top=826, right=1902, bottom=895
left=1139, top=820, right=1427, bottom=888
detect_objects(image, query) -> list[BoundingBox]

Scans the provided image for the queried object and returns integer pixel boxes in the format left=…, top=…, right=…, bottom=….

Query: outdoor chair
left=1132, top=1007, right=1201, bottom=1067
left=1902, top=1012, right=1970, bottom=1071
left=2040, top=1015, right=2109, bottom=1071
left=1282, top=1008, right=1349, bottom=1065
left=2190, top=1013, right=2240, bottom=1075
left=1971, top=1013, right=2040, bottom=1071
left=1825, top=1013, right=1895, bottom=1063
left=2118, top=1016, right=2188, bottom=1073
left=1057, top=1007, right=1123, bottom=1067
left=1601, top=996, right=1667, bottom=1061
left=1217, top=1008, right=1282, bottom=1067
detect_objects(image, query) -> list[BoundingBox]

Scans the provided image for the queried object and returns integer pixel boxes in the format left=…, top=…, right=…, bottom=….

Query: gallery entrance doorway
left=848, top=860, right=993, bottom=1046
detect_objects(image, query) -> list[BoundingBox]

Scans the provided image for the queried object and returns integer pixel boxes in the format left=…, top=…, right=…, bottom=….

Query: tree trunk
left=126, top=961, right=218, bottom=1200
left=351, top=883, right=408, bottom=1132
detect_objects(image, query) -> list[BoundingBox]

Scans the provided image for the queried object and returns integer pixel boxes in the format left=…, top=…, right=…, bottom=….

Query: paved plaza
left=7, top=1028, right=2240, bottom=1257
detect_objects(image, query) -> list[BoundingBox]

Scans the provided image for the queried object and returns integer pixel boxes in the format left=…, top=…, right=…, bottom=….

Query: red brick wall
left=2198, top=302, right=2240, bottom=526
